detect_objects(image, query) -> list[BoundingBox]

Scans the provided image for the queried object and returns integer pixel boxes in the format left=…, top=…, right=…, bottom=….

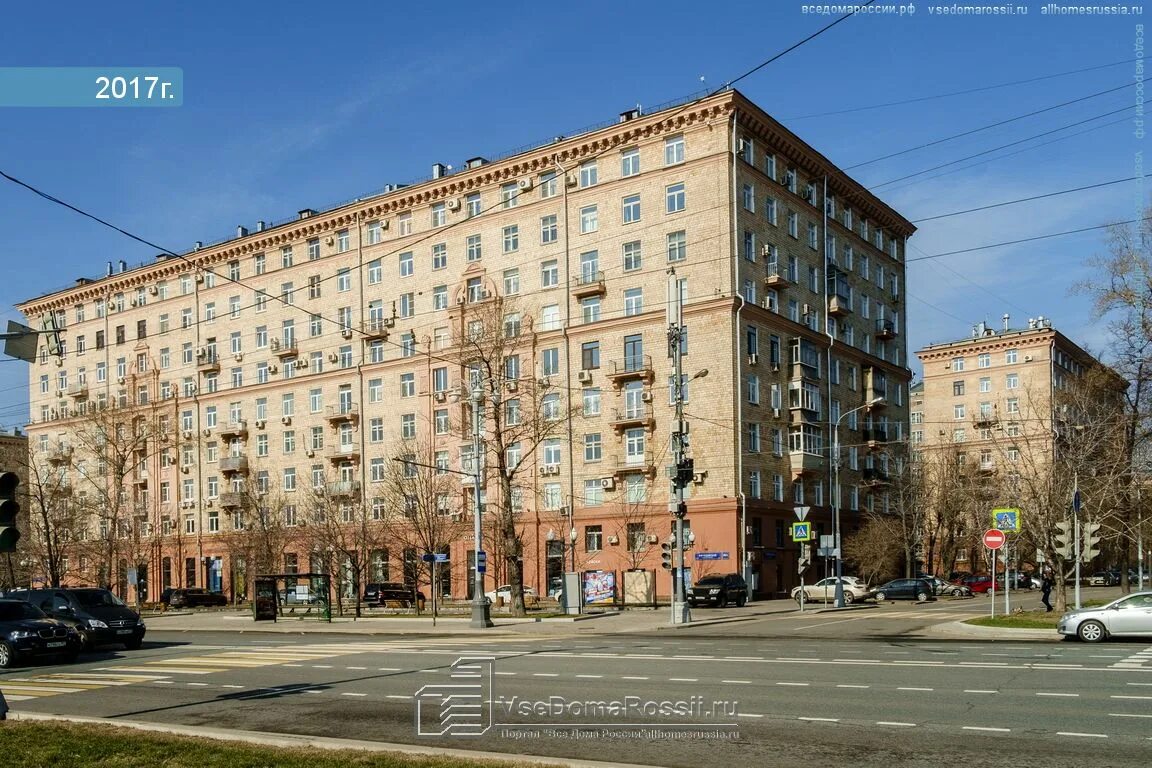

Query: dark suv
left=168, top=588, right=228, bottom=608
left=873, top=578, right=936, bottom=602
left=8, top=588, right=146, bottom=650
left=0, top=599, right=84, bottom=668
left=364, top=582, right=424, bottom=607
left=687, top=574, right=748, bottom=608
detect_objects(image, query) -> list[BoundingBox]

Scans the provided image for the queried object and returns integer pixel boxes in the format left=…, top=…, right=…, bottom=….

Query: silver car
left=1057, top=591, right=1152, bottom=642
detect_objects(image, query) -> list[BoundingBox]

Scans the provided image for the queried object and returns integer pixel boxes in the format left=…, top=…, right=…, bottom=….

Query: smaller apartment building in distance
left=16, top=89, right=914, bottom=605
left=914, top=316, right=1126, bottom=575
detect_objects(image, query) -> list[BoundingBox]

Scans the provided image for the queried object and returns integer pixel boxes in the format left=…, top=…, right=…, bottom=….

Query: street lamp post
left=469, top=380, right=493, bottom=628
left=832, top=396, right=884, bottom=608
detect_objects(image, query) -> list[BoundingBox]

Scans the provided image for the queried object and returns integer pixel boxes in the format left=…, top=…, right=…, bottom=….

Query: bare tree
left=843, top=513, right=903, bottom=585
left=454, top=294, right=580, bottom=617
left=18, top=449, right=87, bottom=587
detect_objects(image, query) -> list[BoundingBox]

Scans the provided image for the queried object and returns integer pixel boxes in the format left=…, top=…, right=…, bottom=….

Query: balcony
left=67, top=382, right=89, bottom=400
left=326, top=480, right=362, bottom=498
left=862, top=429, right=888, bottom=449
left=219, top=456, right=249, bottom=475
left=361, top=318, right=392, bottom=340
left=219, top=420, right=249, bottom=440
left=327, top=445, right=361, bottom=464
left=828, top=295, right=852, bottom=317
left=861, top=467, right=890, bottom=487
left=789, top=451, right=824, bottom=477
left=610, top=405, right=654, bottom=432
left=789, top=406, right=821, bottom=426
left=325, top=404, right=360, bottom=425
left=764, top=263, right=793, bottom=287
left=607, top=355, right=654, bottom=386
left=972, top=410, right=998, bottom=428
left=219, top=492, right=245, bottom=508
left=270, top=338, right=298, bottom=358
left=875, top=319, right=897, bottom=340
left=46, top=444, right=73, bottom=465
left=863, top=367, right=887, bottom=405
left=49, top=481, right=73, bottom=498
left=613, top=451, right=656, bottom=477
left=131, top=471, right=148, bottom=487
left=196, top=353, right=221, bottom=374
left=571, top=270, right=606, bottom=299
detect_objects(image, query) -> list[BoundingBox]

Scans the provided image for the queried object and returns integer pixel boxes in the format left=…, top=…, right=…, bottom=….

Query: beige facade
left=17, top=89, right=913, bottom=603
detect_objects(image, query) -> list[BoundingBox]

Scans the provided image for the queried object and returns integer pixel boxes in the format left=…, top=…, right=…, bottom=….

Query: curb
left=7, top=712, right=663, bottom=768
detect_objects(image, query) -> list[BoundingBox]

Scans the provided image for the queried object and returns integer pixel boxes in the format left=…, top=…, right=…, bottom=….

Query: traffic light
left=1081, top=521, right=1102, bottom=563
left=0, top=471, right=20, bottom=553
left=1053, top=520, right=1073, bottom=559
left=674, top=458, right=694, bottom=490
left=798, top=543, right=811, bottom=575
left=660, top=540, right=673, bottom=570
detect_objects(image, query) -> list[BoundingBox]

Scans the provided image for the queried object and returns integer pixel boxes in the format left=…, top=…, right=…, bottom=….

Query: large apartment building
left=17, top=88, right=914, bottom=603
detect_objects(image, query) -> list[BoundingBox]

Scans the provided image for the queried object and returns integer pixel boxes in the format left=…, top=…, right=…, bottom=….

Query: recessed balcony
left=875, top=319, right=897, bottom=340
left=196, top=353, right=221, bottom=374
left=326, top=480, right=362, bottom=498
left=219, top=492, right=245, bottom=508
left=219, top=420, right=249, bottom=441
left=610, top=406, right=654, bottom=432
left=361, top=318, right=392, bottom=340
left=270, top=338, right=298, bottom=358
left=326, top=445, right=361, bottom=464
left=219, top=456, right=249, bottom=475
left=613, top=451, right=656, bottom=477
left=67, top=382, right=89, bottom=400
left=828, top=295, right=852, bottom=317
left=862, top=428, right=888, bottom=449
left=325, top=404, right=360, bottom=425
left=764, top=263, right=793, bottom=287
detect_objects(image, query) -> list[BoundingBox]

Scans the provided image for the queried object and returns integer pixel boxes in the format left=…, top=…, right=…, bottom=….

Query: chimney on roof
left=1003, top=313, right=1010, bottom=332
left=432, top=163, right=448, bottom=179
left=118, top=260, right=127, bottom=273
left=465, top=157, right=486, bottom=169
left=107, top=261, right=113, bottom=277
left=236, top=225, right=248, bottom=238
left=619, top=107, right=642, bottom=122
left=256, top=220, right=266, bottom=232
left=298, top=209, right=316, bottom=220
left=194, top=241, right=203, bottom=251
left=1028, top=318, right=1037, bottom=329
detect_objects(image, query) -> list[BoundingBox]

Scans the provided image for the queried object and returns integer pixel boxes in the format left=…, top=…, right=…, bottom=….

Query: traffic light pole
left=1073, top=476, right=1082, bottom=610
left=668, top=269, right=690, bottom=626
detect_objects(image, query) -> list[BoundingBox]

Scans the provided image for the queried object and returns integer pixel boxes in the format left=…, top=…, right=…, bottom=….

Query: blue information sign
left=694, top=552, right=730, bottom=561
left=476, top=551, right=487, bottom=573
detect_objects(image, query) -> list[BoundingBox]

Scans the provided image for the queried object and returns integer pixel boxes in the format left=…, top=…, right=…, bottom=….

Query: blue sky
left=0, top=2, right=1145, bottom=429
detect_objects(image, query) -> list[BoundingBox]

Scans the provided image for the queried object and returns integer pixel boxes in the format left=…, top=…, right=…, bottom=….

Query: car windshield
left=70, top=589, right=127, bottom=608
left=0, top=601, right=47, bottom=621
left=696, top=577, right=725, bottom=586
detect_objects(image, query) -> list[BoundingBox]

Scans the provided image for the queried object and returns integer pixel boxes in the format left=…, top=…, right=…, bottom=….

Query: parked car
left=279, top=587, right=320, bottom=605
left=484, top=585, right=538, bottom=605
left=6, top=588, right=146, bottom=650
left=791, top=577, right=871, bottom=604
left=956, top=575, right=997, bottom=594
left=873, top=578, right=936, bottom=602
left=924, top=576, right=971, bottom=597
left=167, top=588, right=228, bottom=608
left=1058, top=591, right=1152, bottom=642
left=0, top=598, right=85, bottom=667
left=687, top=574, right=748, bottom=608
left=364, top=582, right=424, bottom=607
left=1089, top=571, right=1122, bottom=587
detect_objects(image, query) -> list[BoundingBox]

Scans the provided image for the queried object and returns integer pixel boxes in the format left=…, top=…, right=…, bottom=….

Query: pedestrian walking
left=1041, top=571, right=1054, bottom=612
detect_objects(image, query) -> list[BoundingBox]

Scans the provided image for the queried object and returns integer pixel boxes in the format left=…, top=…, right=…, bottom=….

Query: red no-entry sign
left=983, top=529, right=1006, bottom=550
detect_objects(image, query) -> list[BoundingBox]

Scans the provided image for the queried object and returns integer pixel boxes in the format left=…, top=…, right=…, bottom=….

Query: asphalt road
left=4, top=606, right=1151, bottom=768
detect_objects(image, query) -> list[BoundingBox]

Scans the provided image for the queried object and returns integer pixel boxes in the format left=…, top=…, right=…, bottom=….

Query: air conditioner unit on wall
left=446, top=198, right=461, bottom=211
left=607, top=535, right=619, bottom=545
left=282, top=416, right=292, bottom=425
left=578, top=370, right=592, bottom=383
left=600, top=477, right=615, bottom=490
left=149, top=285, right=159, bottom=295
left=518, top=178, right=534, bottom=191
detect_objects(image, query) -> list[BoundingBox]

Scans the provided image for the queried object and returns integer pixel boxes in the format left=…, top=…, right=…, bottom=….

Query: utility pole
left=468, top=380, right=493, bottom=628
left=667, top=270, right=691, bottom=625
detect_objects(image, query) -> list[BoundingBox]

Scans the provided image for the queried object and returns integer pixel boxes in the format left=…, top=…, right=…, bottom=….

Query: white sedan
left=1057, top=591, right=1152, bottom=642
left=791, top=577, right=871, bottom=604
left=484, top=585, right=538, bottom=603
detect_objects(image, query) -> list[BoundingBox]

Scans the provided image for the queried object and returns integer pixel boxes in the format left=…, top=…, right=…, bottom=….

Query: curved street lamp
left=832, top=396, right=884, bottom=608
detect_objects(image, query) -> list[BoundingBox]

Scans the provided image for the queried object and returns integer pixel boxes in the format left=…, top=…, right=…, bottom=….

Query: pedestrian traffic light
left=1053, top=520, right=1073, bottom=559
left=1081, top=521, right=1102, bottom=563
left=660, top=540, right=673, bottom=570
left=674, top=458, right=694, bottom=490
left=798, top=544, right=811, bottom=575
left=0, top=471, right=20, bottom=553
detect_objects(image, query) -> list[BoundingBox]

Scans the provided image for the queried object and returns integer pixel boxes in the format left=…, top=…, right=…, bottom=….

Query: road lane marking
left=1127, top=682, right=1152, bottom=686
left=837, top=684, right=869, bottom=689
left=897, top=687, right=934, bottom=691
left=1036, top=693, right=1079, bottom=697
left=776, top=657, right=821, bottom=662
left=1110, top=695, right=1152, bottom=700
left=877, top=721, right=916, bottom=727
left=341, top=692, right=368, bottom=697
left=1033, top=664, right=1083, bottom=669
left=736, top=713, right=764, bottom=719
left=669, top=678, right=699, bottom=682
left=152, top=681, right=174, bottom=685
left=1057, top=732, right=1108, bottom=738
left=532, top=673, right=559, bottom=678
left=576, top=675, right=603, bottom=679
left=186, top=683, right=209, bottom=687
left=777, top=682, right=809, bottom=687
left=284, top=664, right=303, bottom=668
left=722, top=680, right=751, bottom=684
left=386, top=695, right=411, bottom=700
left=964, top=690, right=998, bottom=694
left=799, top=717, right=840, bottom=722
left=963, top=726, right=1010, bottom=732
left=220, top=684, right=244, bottom=689
left=346, top=666, right=367, bottom=670
left=100, top=667, right=218, bottom=675
left=621, top=676, right=649, bottom=681
left=378, top=667, right=402, bottom=671
left=311, top=665, right=333, bottom=669
left=1109, top=713, right=1152, bottom=718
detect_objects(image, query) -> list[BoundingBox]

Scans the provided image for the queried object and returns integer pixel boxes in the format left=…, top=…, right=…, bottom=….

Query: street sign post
left=983, top=529, right=1005, bottom=619
left=794, top=505, right=810, bottom=521
left=992, top=508, right=1021, bottom=533
left=791, top=522, right=813, bottom=542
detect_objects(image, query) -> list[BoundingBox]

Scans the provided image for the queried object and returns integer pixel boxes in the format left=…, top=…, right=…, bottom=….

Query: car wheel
left=77, top=629, right=92, bottom=650
left=843, top=592, right=855, bottom=605
left=719, top=594, right=729, bottom=608
left=875, top=591, right=887, bottom=601
left=916, top=591, right=930, bottom=602
left=62, top=651, right=80, bottom=664
left=1077, top=620, right=1107, bottom=643
left=951, top=588, right=965, bottom=597
left=736, top=593, right=747, bottom=607
left=123, top=638, right=143, bottom=651
left=0, top=640, right=15, bottom=668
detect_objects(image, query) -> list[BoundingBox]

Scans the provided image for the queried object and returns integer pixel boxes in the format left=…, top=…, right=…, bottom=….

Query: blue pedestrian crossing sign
left=992, top=508, right=1020, bottom=533
left=791, top=522, right=813, bottom=542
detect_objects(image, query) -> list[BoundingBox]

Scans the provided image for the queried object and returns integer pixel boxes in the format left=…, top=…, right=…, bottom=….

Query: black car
left=167, top=588, right=228, bottom=608
left=363, top=582, right=424, bottom=607
left=7, top=588, right=146, bottom=650
left=0, top=599, right=84, bottom=668
left=687, top=574, right=748, bottom=608
left=873, top=578, right=936, bottom=602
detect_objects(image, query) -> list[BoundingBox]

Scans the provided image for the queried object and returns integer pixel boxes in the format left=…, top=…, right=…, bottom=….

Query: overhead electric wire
left=844, top=82, right=1134, bottom=170
left=785, top=58, right=1137, bottom=121
left=910, top=176, right=1137, bottom=223
left=907, top=216, right=1151, bottom=264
